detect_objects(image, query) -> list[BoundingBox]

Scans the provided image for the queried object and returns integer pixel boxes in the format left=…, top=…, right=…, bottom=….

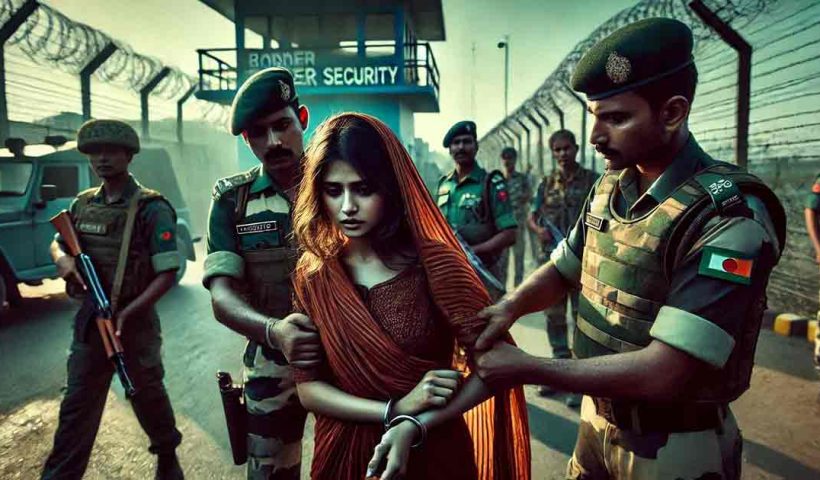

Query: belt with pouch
left=592, top=397, right=727, bottom=434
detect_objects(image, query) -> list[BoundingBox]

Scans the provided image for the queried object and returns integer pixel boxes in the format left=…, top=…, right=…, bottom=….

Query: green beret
left=443, top=120, right=477, bottom=148
left=571, top=18, right=694, bottom=101
left=501, top=146, right=517, bottom=159
left=230, top=67, right=298, bottom=135
left=77, top=119, right=140, bottom=154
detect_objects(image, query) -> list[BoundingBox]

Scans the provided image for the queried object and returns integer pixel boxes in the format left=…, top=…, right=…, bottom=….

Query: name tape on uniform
left=585, top=213, right=606, bottom=231
left=236, top=220, right=278, bottom=235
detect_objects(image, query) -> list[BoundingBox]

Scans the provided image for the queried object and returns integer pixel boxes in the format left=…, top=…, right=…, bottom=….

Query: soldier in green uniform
left=203, top=67, right=320, bottom=480
left=42, top=120, right=184, bottom=480
left=803, top=175, right=820, bottom=367
left=499, top=146, right=532, bottom=287
left=529, top=129, right=598, bottom=406
left=473, top=18, right=786, bottom=479
left=436, top=120, right=517, bottom=296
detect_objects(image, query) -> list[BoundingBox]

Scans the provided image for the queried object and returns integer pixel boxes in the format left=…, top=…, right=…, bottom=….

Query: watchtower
left=196, top=0, right=444, bottom=168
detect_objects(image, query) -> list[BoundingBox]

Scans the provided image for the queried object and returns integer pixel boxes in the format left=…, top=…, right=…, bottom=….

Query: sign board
left=242, top=48, right=401, bottom=88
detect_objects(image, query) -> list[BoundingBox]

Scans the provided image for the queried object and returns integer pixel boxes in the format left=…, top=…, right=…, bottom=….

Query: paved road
left=1, top=253, right=819, bottom=479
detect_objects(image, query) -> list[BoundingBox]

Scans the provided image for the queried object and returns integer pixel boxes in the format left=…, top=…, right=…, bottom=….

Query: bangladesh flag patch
left=698, top=246, right=755, bottom=285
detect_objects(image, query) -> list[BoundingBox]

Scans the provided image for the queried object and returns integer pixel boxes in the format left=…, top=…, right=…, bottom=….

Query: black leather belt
left=593, top=397, right=727, bottom=433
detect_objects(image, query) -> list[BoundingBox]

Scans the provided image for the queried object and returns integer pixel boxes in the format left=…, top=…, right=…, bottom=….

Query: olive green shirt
left=58, top=175, right=180, bottom=274
left=203, top=165, right=293, bottom=287
left=551, top=136, right=780, bottom=369
left=435, top=165, right=517, bottom=245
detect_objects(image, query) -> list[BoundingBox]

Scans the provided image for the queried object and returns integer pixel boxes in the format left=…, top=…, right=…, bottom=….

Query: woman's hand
left=366, top=420, right=418, bottom=480
left=394, top=370, right=461, bottom=417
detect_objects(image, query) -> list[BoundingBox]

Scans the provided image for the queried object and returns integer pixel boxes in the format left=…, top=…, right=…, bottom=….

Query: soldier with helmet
left=203, top=67, right=320, bottom=479
left=474, top=18, right=786, bottom=479
left=42, top=120, right=184, bottom=480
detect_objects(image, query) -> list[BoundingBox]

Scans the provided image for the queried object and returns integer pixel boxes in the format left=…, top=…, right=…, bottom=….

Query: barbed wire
left=0, top=0, right=229, bottom=127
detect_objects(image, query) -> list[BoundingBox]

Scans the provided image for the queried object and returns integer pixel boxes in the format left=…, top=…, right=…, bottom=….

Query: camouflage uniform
left=804, top=174, right=820, bottom=364
left=499, top=170, right=532, bottom=286
left=43, top=176, right=183, bottom=479
left=436, top=165, right=517, bottom=296
left=531, top=165, right=598, bottom=359
left=204, top=165, right=305, bottom=480
left=551, top=136, right=785, bottom=479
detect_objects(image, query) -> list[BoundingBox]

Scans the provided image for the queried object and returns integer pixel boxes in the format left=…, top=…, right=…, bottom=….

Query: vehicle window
left=41, top=165, right=79, bottom=198
left=0, top=162, right=33, bottom=195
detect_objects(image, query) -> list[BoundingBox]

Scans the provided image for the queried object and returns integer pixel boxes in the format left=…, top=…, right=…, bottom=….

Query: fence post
left=532, top=106, right=553, bottom=172
left=565, top=84, right=588, bottom=168
left=514, top=116, right=531, bottom=172
left=690, top=0, right=751, bottom=168
left=140, top=67, right=171, bottom=140
left=176, top=84, right=197, bottom=143
left=0, top=0, right=38, bottom=141
left=80, top=42, right=117, bottom=121
left=525, top=111, right=544, bottom=176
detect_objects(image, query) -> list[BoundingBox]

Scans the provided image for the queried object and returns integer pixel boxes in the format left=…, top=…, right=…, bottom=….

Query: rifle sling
left=111, top=192, right=141, bottom=313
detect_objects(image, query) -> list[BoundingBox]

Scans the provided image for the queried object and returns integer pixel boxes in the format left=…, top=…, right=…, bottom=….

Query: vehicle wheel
left=174, top=237, right=188, bottom=284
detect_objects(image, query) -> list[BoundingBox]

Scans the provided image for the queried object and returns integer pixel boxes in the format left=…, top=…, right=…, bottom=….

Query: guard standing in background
left=436, top=120, right=517, bottom=296
left=529, top=129, right=597, bottom=407
left=42, top=120, right=184, bottom=480
left=500, top=146, right=532, bottom=287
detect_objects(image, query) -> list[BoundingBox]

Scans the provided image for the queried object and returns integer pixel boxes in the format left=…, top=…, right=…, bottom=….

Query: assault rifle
left=50, top=211, right=137, bottom=398
left=536, top=216, right=565, bottom=251
left=453, top=230, right=506, bottom=298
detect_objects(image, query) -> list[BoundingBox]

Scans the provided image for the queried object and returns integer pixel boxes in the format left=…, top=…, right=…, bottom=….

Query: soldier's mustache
left=265, top=147, right=293, bottom=161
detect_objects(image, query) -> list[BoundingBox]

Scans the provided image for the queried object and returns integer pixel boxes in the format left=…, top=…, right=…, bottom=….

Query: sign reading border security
left=243, top=49, right=400, bottom=88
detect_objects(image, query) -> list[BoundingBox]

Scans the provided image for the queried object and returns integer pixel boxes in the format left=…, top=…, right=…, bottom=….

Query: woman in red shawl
left=291, top=113, right=530, bottom=480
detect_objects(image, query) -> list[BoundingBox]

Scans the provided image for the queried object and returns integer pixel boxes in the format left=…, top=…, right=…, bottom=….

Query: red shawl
left=293, top=113, right=531, bottom=479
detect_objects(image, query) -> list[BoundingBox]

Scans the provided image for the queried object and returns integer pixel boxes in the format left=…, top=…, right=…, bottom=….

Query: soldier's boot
left=155, top=452, right=184, bottom=480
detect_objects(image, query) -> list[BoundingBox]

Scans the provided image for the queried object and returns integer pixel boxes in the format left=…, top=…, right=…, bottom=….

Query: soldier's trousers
left=544, top=289, right=579, bottom=359
left=42, top=324, right=182, bottom=480
left=505, top=224, right=527, bottom=286
left=567, top=396, right=742, bottom=479
left=243, top=341, right=307, bottom=480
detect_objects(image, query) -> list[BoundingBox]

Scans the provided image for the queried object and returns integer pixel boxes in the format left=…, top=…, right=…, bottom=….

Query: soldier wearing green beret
left=204, top=67, right=319, bottom=480
left=498, top=146, right=532, bottom=287
left=803, top=174, right=820, bottom=368
left=436, top=120, right=517, bottom=297
left=472, top=18, right=786, bottom=479
left=42, top=120, right=184, bottom=480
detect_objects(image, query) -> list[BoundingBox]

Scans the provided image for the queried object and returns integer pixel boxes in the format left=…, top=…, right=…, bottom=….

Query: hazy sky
left=47, top=0, right=636, bottom=152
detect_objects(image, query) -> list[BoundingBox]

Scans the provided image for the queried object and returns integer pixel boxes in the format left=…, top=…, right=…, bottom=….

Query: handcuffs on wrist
left=388, top=415, right=427, bottom=448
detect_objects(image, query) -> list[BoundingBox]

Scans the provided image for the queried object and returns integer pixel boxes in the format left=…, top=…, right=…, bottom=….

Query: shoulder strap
left=481, top=169, right=504, bottom=222
left=234, top=183, right=250, bottom=222
left=111, top=192, right=141, bottom=313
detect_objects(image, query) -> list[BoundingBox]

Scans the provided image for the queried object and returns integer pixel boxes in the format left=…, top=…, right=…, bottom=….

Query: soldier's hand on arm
left=270, top=313, right=322, bottom=368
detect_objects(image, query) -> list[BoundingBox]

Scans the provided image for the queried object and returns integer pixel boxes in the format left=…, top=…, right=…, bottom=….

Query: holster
left=217, top=371, right=248, bottom=465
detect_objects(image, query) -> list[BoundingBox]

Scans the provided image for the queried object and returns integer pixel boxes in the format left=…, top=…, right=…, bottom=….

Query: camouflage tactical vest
left=576, top=164, right=785, bottom=403
left=74, top=186, right=168, bottom=308
left=233, top=183, right=296, bottom=319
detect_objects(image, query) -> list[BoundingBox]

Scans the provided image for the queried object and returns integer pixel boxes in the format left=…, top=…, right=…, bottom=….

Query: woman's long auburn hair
left=292, top=113, right=412, bottom=275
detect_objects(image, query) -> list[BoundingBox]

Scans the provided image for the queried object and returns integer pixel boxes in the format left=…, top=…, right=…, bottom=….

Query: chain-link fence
left=480, top=0, right=820, bottom=317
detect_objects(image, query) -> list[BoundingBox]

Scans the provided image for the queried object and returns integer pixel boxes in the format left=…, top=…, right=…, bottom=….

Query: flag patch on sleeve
left=698, top=246, right=754, bottom=285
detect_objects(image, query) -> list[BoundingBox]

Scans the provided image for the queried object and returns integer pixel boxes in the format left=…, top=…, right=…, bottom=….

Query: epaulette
left=138, top=187, right=163, bottom=201
left=212, top=166, right=260, bottom=201
left=76, top=187, right=99, bottom=201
